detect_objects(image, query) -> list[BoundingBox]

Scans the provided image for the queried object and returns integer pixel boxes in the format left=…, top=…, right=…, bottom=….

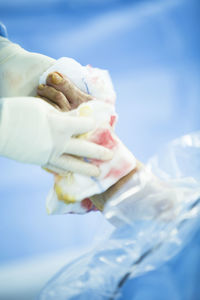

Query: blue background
left=0, top=0, right=200, bottom=299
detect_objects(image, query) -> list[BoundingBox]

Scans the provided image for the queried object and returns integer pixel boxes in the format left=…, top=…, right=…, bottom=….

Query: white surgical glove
left=0, top=36, right=55, bottom=97
left=0, top=97, right=113, bottom=176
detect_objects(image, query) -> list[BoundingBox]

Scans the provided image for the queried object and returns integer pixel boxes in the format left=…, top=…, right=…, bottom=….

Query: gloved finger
left=43, top=164, right=71, bottom=176
left=36, top=95, right=61, bottom=111
left=64, top=138, right=113, bottom=161
left=50, top=154, right=100, bottom=177
left=51, top=113, right=96, bottom=136
left=46, top=72, right=93, bottom=109
left=37, top=84, right=70, bottom=112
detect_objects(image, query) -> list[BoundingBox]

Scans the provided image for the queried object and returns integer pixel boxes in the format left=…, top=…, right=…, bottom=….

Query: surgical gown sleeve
left=0, top=36, right=55, bottom=97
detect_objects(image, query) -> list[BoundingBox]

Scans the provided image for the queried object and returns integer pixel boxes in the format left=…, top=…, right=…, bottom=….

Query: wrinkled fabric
left=39, top=131, right=200, bottom=300
left=41, top=58, right=137, bottom=214
left=0, top=37, right=55, bottom=97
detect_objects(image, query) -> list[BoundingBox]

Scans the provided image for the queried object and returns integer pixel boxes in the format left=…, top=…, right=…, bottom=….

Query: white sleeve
left=0, top=96, right=103, bottom=178
left=0, top=36, right=56, bottom=97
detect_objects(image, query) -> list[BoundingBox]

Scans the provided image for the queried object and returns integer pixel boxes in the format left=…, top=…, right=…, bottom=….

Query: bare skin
left=37, top=72, right=136, bottom=211
left=91, top=166, right=140, bottom=211
left=37, top=72, right=93, bottom=111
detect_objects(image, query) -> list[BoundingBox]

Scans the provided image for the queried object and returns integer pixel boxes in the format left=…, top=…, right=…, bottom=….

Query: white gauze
left=40, top=58, right=136, bottom=214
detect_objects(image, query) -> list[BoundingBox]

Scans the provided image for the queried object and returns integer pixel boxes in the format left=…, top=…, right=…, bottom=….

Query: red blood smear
left=90, top=128, right=117, bottom=149
left=109, top=115, right=116, bottom=127
left=105, top=161, right=132, bottom=179
left=81, top=198, right=94, bottom=211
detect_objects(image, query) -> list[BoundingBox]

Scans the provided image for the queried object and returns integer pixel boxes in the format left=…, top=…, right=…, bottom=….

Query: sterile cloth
left=40, top=58, right=137, bottom=214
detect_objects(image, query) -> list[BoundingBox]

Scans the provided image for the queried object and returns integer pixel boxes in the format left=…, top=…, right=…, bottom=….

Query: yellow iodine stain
left=76, top=132, right=88, bottom=139
left=73, top=105, right=93, bottom=139
left=62, top=194, right=76, bottom=204
left=79, top=105, right=92, bottom=117
left=75, top=106, right=93, bottom=139
left=55, top=174, right=63, bottom=183
left=54, top=184, right=76, bottom=204
left=55, top=173, right=74, bottom=185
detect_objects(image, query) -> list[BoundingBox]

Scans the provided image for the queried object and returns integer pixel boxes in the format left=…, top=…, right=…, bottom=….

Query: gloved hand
left=0, top=97, right=113, bottom=176
left=0, top=36, right=55, bottom=97
left=37, top=69, right=178, bottom=220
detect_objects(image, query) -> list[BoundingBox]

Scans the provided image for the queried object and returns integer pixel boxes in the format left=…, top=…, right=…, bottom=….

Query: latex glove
left=0, top=36, right=55, bottom=97
left=0, top=97, right=113, bottom=176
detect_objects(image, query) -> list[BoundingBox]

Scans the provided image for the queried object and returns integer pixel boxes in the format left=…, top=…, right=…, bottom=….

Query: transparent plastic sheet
left=39, top=131, right=200, bottom=300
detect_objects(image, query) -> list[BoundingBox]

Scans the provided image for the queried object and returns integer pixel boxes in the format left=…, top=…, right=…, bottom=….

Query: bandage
left=40, top=58, right=137, bottom=214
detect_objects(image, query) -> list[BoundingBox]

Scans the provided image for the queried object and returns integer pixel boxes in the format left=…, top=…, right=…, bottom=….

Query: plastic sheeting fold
left=39, top=131, right=200, bottom=300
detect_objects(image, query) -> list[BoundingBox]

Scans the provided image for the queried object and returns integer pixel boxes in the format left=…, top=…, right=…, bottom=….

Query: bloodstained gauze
left=109, top=115, right=117, bottom=127
left=90, top=128, right=117, bottom=149
left=105, top=161, right=132, bottom=179
left=81, top=198, right=94, bottom=211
